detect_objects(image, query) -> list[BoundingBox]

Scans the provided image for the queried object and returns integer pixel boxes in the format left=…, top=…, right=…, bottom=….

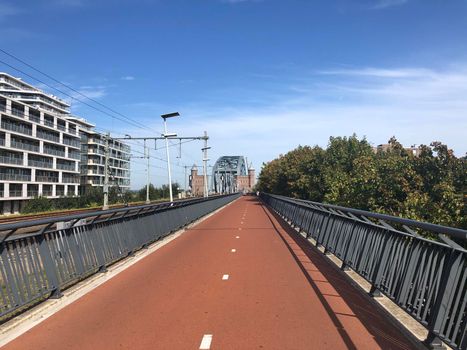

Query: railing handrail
left=0, top=193, right=239, bottom=240
left=268, top=194, right=467, bottom=242
left=261, top=193, right=466, bottom=349
left=0, top=189, right=239, bottom=322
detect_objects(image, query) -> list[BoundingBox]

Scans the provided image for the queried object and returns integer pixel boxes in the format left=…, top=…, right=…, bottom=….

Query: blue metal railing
left=0, top=193, right=240, bottom=321
left=261, top=193, right=466, bottom=350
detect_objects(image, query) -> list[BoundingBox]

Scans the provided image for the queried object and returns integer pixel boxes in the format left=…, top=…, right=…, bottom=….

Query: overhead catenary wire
left=0, top=55, right=204, bottom=172
left=0, top=56, right=159, bottom=133
left=0, top=48, right=162, bottom=133
left=93, top=127, right=200, bottom=170
left=0, top=50, right=207, bottom=189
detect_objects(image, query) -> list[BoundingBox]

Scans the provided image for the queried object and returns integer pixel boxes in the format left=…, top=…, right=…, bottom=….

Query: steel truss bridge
left=212, top=156, right=248, bottom=194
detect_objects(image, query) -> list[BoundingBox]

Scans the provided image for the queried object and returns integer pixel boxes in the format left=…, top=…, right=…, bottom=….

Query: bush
left=22, top=196, right=54, bottom=213
left=19, top=185, right=133, bottom=214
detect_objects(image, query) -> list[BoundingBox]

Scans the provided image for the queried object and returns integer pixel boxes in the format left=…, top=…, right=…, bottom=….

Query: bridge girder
left=212, top=156, right=248, bottom=194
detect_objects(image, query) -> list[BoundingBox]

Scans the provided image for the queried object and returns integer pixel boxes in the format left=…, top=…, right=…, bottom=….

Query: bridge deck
left=3, top=197, right=415, bottom=350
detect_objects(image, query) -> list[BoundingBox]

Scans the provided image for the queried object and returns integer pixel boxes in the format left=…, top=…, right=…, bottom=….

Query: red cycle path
left=3, top=197, right=416, bottom=349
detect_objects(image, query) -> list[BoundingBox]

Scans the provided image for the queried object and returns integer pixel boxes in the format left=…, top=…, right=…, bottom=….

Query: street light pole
left=201, top=131, right=210, bottom=198
left=164, top=119, right=173, bottom=202
left=161, top=112, right=180, bottom=203
left=145, top=138, right=150, bottom=204
left=103, top=132, right=110, bottom=210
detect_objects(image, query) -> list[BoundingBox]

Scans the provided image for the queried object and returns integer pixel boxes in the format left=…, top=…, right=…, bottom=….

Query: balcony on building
left=63, top=135, right=80, bottom=148
left=35, top=170, right=59, bottom=183
left=57, top=119, right=66, bottom=132
left=0, top=167, right=31, bottom=181
left=27, top=184, right=39, bottom=197
left=1, top=116, right=32, bottom=136
left=68, top=150, right=80, bottom=160
left=9, top=183, right=23, bottom=197
left=28, top=108, right=41, bottom=124
left=28, top=154, right=53, bottom=169
left=68, top=123, right=77, bottom=136
left=43, top=114, right=55, bottom=128
left=37, top=127, right=60, bottom=143
left=56, top=185, right=65, bottom=196
left=0, top=96, right=6, bottom=112
left=10, top=135, right=40, bottom=153
left=42, top=184, right=53, bottom=196
left=62, top=173, right=79, bottom=184
left=0, top=149, right=23, bottom=166
left=10, top=102, right=25, bottom=118
left=57, top=159, right=76, bottom=171
left=43, top=143, right=65, bottom=157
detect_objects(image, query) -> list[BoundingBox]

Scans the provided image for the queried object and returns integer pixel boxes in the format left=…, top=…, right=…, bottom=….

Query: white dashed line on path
left=199, top=334, right=213, bottom=349
left=231, top=249, right=236, bottom=253
left=222, top=274, right=229, bottom=280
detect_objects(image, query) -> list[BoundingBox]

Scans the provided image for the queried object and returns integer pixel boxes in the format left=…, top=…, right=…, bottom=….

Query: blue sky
left=1, top=0, right=466, bottom=189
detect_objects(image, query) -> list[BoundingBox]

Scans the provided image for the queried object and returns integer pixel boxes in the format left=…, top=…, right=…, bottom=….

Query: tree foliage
left=135, top=183, right=180, bottom=202
left=257, top=135, right=467, bottom=229
left=22, top=186, right=129, bottom=213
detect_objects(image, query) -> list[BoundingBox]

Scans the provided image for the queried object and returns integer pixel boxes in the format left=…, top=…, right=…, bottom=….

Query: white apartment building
left=67, top=117, right=131, bottom=192
left=0, top=72, right=81, bottom=214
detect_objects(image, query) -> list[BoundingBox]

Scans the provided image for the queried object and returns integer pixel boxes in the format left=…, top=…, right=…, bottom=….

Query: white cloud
left=121, top=76, right=135, bottom=81
left=123, top=65, right=467, bottom=188
left=371, top=0, right=408, bottom=10
left=318, top=67, right=432, bottom=79
left=68, top=85, right=107, bottom=101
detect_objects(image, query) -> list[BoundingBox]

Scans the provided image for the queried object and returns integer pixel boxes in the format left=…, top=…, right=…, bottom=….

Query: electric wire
left=0, top=50, right=206, bottom=187
left=0, top=48, right=160, bottom=132
left=0, top=59, right=143, bottom=130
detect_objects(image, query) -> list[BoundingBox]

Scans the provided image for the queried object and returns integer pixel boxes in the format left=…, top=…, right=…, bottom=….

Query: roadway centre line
left=236, top=236, right=240, bottom=238
left=222, top=274, right=229, bottom=280
left=199, top=334, right=213, bottom=349
left=231, top=249, right=236, bottom=253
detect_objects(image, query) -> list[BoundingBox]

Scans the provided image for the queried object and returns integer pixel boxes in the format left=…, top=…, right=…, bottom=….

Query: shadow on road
left=255, top=198, right=417, bottom=350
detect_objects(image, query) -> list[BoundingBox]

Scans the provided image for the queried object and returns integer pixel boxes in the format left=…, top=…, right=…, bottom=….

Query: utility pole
left=103, top=133, right=110, bottom=210
left=145, top=138, right=150, bottom=204
left=113, top=127, right=209, bottom=202
left=202, top=131, right=210, bottom=198
left=184, top=165, right=189, bottom=197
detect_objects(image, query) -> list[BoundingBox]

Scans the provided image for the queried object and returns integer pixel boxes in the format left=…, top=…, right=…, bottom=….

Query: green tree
left=136, top=183, right=181, bottom=202
left=257, top=135, right=466, bottom=229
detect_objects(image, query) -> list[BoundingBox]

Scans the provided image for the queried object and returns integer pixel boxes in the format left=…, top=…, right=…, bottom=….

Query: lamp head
left=161, top=112, right=180, bottom=119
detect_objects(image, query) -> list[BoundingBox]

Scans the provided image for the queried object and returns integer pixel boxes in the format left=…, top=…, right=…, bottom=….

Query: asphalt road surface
left=3, top=196, right=416, bottom=349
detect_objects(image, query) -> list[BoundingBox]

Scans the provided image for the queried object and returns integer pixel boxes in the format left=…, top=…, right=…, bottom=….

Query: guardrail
left=261, top=193, right=466, bottom=350
left=0, top=193, right=240, bottom=321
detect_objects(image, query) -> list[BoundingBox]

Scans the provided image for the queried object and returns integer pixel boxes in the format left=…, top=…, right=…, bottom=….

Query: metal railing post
left=37, top=233, right=63, bottom=299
